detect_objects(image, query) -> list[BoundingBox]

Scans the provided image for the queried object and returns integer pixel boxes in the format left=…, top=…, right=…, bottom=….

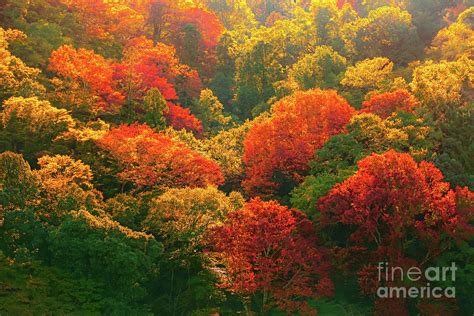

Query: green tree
left=435, top=105, right=474, bottom=190
left=142, top=88, right=168, bottom=130
left=407, top=0, right=453, bottom=44
left=232, top=16, right=313, bottom=118
left=49, top=210, right=162, bottom=303
left=0, top=151, right=38, bottom=209
left=193, top=89, right=231, bottom=134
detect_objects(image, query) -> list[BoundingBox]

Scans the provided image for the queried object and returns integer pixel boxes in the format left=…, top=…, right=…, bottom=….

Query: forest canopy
left=0, top=0, right=473, bottom=315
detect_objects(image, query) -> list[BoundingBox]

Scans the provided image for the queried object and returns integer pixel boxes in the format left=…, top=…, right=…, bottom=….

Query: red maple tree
left=112, top=37, right=203, bottom=134
left=243, top=89, right=356, bottom=196
left=165, top=103, right=203, bottom=136
left=113, top=37, right=201, bottom=102
left=360, top=89, right=419, bottom=118
left=208, top=198, right=334, bottom=314
left=318, top=150, right=474, bottom=306
left=174, top=8, right=224, bottom=49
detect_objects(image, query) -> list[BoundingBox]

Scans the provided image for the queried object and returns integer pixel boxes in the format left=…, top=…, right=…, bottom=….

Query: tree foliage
left=360, top=89, right=419, bottom=118
left=48, top=45, right=124, bottom=114
left=1, top=1, right=473, bottom=314
left=0, top=97, right=74, bottom=161
left=243, top=89, right=355, bottom=196
left=318, top=150, right=474, bottom=311
left=0, top=28, right=45, bottom=101
left=410, top=57, right=473, bottom=120
left=97, top=124, right=223, bottom=188
left=208, top=198, right=334, bottom=314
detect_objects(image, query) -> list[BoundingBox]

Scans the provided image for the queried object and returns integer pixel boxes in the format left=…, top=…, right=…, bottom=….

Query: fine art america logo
left=377, top=262, right=457, bottom=299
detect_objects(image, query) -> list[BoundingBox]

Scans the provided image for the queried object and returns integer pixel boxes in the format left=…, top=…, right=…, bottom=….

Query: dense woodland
left=0, top=0, right=473, bottom=314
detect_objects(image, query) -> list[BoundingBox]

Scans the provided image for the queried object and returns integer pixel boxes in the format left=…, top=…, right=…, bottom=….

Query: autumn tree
left=410, top=57, right=473, bottom=120
left=287, top=45, right=347, bottom=91
left=0, top=28, right=45, bottom=101
left=426, top=10, right=474, bottom=61
left=48, top=45, right=124, bottom=115
left=342, top=6, right=421, bottom=64
left=144, top=186, right=243, bottom=260
left=291, top=112, right=437, bottom=215
left=97, top=124, right=223, bottom=188
left=58, top=0, right=145, bottom=46
left=360, top=89, right=419, bottom=118
left=309, top=0, right=341, bottom=46
left=192, top=89, right=231, bottom=134
left=168, top=7, right=224, bottom=76
left=1, top=1, right=473, bottom=315
left=162, top=117, right=254, bottom=190
left=116, top=36, right=202, bottom=104
left=318, top=150, right=473, bottom=311
left=34, top=155, right=104, bottom=219
left=340, top=57, right=407, bottom=106
left=208, top=198, right=334, bottom=314
left=340, top=57, right=399, bottom=91
left=205, top=0, right=257, bottom=30
left=357, top=0, right=408, bottom=16
left=113, top=37, right=203, bottom=133
left=0, top=96, right=74, bottom=162
left=165, top=103, right=204, bottom=135
left=202, top=120, right=254, bottom=189
left=243, top=89, right=355, bottom=197
left=146, top=0, right=173, bottom=44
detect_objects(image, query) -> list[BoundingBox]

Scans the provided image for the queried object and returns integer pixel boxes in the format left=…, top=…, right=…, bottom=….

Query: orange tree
left=243, top=89, right=355, bottom=197
left=97, top=123, right=223, bottom=188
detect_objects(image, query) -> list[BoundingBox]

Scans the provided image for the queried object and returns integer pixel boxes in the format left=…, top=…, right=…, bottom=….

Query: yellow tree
left=288, top=45, right=347, bottom=90
left=410, top=58, right=473, bottom=120
left=0, top=28, right=45, bottom=101
left=143, top=186, right=243, bottom=260
left=341, top=57, right=395, bottom=90
left=202, top=120, right=255, bottom=187
left=34, top=155, right=104, bottom=219
left=343, top=6, right=420, bottom=64
left=340, top=57, right=407, bottom=106
left=426, top=9, right=474, bottom=61
left=0, top=97, right=75, bottom=161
